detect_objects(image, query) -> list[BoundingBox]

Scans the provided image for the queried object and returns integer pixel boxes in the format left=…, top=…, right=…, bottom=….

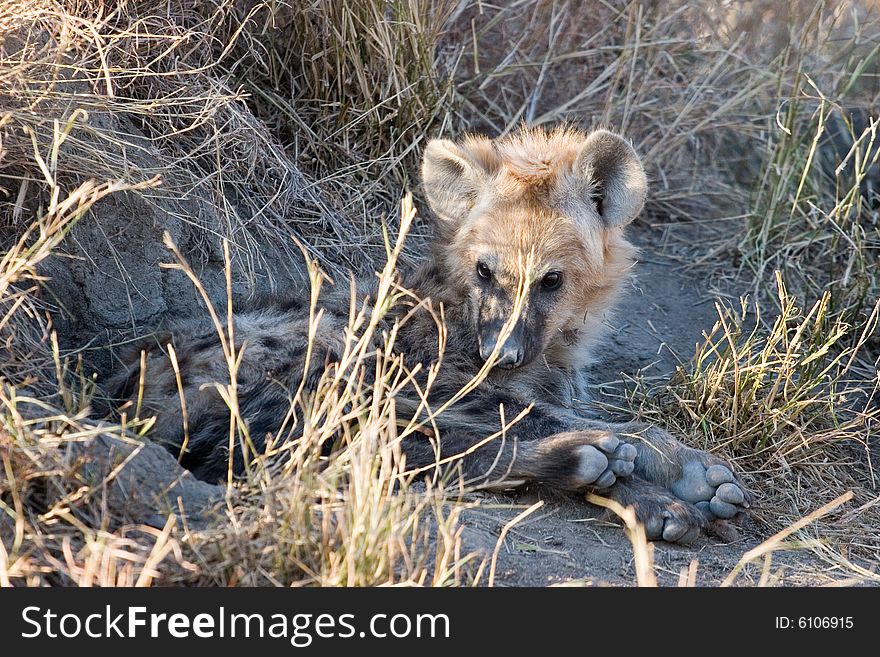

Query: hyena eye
left=541, top=271, right=563, bottom=290
left=476, top=261, right=492, bottom=281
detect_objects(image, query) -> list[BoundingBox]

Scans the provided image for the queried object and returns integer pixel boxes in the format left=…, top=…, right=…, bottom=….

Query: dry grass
left=631, top=275, right=877, bottom=459
left=618, top=275, right=878, bottom=552
left=450, top=1, right=773, bottom=220
left=603, top=1, right=880, bottom=579
left=0, top=162, right=190, bottom=584
left=695, top=2, right=880, bottom=347
left=745, top=80, right=880, bottom=333
left=1, top=0, right=879, bottom=586
left=1, top=190, right=485, bottom=586
left=158, top=195, right=487, bottom=586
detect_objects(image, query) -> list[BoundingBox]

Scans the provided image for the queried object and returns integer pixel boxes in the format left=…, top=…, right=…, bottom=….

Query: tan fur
left=422, top=125, right=645, bottom=379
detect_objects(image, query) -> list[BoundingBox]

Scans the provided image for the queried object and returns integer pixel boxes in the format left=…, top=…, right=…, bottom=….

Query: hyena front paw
left=575, top=433, right=637, bottom=490
left=670, top=452, right=751, bottom=521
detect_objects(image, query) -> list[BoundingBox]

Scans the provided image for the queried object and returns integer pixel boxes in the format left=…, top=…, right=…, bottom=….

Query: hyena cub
left=107, top=126, right=749, bottom=544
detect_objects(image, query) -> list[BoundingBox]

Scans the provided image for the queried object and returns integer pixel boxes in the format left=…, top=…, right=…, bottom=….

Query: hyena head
left=421, top=126, right=647, bottom=371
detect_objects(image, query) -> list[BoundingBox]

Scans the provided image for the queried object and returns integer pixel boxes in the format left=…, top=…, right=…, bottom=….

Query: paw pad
left=574, top=437, right=637, bottom=490
left=672, top=459, right=749, bottom=521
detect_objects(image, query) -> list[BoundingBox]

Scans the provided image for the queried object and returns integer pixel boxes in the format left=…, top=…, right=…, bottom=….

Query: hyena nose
left=479, top=340, right=524, bottom=369
left=496, top=346, right=524, bottom=369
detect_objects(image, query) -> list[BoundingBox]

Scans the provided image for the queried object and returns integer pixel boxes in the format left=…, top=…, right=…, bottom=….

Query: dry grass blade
left=487, top=500, right=544, bottom=588
left=721, top=491, right=854, bottom=587
left=586, top=493, right=657, bottom=587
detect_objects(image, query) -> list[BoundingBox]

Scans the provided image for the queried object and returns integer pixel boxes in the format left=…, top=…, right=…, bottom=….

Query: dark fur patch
left=262, top=335, right=283, bottom=351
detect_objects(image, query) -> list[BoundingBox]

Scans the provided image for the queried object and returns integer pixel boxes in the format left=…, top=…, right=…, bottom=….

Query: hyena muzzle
left=105, top=126, right=750, bottom=544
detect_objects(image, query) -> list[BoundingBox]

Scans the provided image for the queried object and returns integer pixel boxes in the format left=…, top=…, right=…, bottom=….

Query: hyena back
left=107, top=126, right=749, bottom=543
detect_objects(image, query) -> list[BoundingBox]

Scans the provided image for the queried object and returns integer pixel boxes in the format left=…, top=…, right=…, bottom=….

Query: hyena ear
left=572, top=130, right=647, bottom=227
left=421, top=138, right=489, bottom=223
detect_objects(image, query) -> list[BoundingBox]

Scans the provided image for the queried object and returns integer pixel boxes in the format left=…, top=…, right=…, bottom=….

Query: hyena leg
left=585, top=420, right=751, bottom=521
left=402, top=429, right=637, bottom=492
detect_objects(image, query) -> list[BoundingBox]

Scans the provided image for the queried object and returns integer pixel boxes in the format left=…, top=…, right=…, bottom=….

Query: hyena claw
left=600, top=423, right=751, bottom=529
left=610, top=443, right=637, bottom=476
left=575, top=445, right=610, bottom=485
